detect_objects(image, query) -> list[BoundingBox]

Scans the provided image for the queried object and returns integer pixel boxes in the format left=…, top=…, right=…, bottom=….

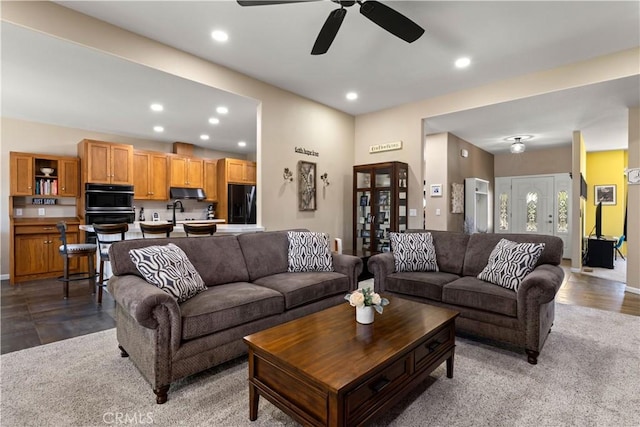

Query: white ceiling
left=2, top=1, right=639, bottom=155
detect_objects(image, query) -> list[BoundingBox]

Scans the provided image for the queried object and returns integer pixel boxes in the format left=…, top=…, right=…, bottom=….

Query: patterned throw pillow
left=390, top=232, right=439, bottom=272
left=129, top=243, right=207, bottom=303
left=477, top=239, right=545, bottom=292
left=287, top=231, right=334, bottom=272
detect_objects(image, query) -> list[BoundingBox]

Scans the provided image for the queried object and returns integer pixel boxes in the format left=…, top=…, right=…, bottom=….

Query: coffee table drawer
left=345, top=355, right=411, bottom=421
left=414, top=324, right=454, bottom=369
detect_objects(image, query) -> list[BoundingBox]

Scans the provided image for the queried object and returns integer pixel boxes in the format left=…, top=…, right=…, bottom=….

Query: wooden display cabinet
left=10, top=152, right=79, bottom=197
left=353, top=161, right=409, bottom=252
left=133, top=150, right=169, bottom=200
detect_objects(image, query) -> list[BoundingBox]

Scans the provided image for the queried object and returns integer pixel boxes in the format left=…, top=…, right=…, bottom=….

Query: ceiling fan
left=237, top=0, right=425, bottom=55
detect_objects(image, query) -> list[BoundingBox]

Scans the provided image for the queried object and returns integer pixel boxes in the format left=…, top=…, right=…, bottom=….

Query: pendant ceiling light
left=510, top=137, right=526, bottom=154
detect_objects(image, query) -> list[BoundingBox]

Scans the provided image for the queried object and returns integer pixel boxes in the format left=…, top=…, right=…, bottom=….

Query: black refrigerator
left=228, top=184, right=257, bottom=224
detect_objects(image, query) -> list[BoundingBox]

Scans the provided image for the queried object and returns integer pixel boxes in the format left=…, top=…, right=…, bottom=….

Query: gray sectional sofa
left=107, top=229, right=362, bottom=403
left=368, top=230, right=565, bottom=364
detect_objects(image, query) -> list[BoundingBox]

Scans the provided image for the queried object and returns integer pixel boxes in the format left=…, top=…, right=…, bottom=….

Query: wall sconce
left=321, top=172, right=330, bottom=187
left=283, top=167, right=293, bottom=182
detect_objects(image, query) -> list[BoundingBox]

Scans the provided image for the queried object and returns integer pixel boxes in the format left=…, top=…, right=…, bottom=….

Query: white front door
left=512, top=176, right=555, bottom=235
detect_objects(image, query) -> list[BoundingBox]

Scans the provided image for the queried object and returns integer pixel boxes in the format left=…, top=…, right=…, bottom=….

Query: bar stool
left=56, top=221, right=97, bottom=300
left=183, top=223, right=217, bottom=237
left=93, top=223, right=129, bottom=304
left=140, top=222, right=174, bottom=238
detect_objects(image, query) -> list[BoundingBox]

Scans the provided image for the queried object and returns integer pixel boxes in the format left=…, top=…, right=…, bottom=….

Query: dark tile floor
left=1, top=278, right=116, bottom=354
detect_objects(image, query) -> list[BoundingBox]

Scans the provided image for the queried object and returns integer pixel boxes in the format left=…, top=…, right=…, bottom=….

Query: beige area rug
left=580, top=258, right=627, bottom=283
left=1, top=303, right=639, bottom=427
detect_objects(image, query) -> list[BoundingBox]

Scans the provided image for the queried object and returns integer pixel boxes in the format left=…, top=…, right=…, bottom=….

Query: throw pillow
left=287, top=231, right=334, bottom=272
left=477, top=239, right=545, bottom=292
left=390, top=232, right=439, bottom=272
left=129, top=243, right=207, bottom=303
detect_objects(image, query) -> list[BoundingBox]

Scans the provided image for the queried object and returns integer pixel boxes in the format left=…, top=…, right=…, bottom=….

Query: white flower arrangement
left=345, top=287, right=390, bottom=314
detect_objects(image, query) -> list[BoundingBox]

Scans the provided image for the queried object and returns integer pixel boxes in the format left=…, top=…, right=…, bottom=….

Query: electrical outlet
left=16, top=208, right=23, bottom=216
left=38, top=208, right=46, bottom=216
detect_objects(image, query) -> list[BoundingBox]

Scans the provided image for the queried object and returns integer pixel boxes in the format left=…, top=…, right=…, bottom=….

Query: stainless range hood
left=169, top=187, right=206, bottom=200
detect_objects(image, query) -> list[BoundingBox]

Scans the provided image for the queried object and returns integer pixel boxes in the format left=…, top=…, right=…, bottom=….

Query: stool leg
left=63, top=256, right=69, bottom=299
left=98, top=259, right=105, bottom=304
left=88, top=254, right=95, bottom=297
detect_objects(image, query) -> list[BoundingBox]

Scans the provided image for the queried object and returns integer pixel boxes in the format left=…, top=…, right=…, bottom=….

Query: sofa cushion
left=386, top=271, right=460, bottom=301
left=287, top=231, right=334, bottom=272
left=128, top=243, right=207, bottom=303
left=477, top=239, right=545, bottom=292
left=442, top=276, right=517, bottom=317
left=390, top=232, right=438, bottom=272
left=237, top=230, right=295, bottom=281
left=180, top=282, right=284, bottom=340
left=253, top=272, right=348, bottom=310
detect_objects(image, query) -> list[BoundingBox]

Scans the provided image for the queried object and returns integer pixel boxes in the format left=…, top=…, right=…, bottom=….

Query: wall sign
left=32, top=198, right=57, bottom=205
left=369, top=141, right=402, bottom=153
left=295, top=147, right=319, bottom=157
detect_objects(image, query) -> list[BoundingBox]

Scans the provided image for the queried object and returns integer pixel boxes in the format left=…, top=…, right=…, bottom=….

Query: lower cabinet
left=12, top=222, right=81, bottom=283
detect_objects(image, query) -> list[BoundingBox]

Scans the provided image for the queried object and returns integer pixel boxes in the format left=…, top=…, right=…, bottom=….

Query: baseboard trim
left=625, top=286, right=640, bottom=295
left=0, top=274, right=9, bottom=281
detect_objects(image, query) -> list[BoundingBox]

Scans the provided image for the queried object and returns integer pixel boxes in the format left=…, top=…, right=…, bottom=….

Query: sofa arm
left=108, top=275, right=182, bottom=351
left=517, top=264, right=565, bottom=307
left=367, top=252, right=395, bottom=293
left=332, top=253, right=363, bottom=290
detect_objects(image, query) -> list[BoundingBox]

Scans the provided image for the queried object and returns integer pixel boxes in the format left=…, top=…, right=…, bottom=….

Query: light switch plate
left=38, top=208, right=45, bottom=216
left=436, top=208, right=441, bottom=216
left=409, top=209, right=417, bottom=217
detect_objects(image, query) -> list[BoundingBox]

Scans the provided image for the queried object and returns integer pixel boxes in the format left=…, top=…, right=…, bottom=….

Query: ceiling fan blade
left=359, top=0, right=425, bottom=43
left=311, top=8, right=347, bottom=55
left=237, top=0, right=321, bottom=6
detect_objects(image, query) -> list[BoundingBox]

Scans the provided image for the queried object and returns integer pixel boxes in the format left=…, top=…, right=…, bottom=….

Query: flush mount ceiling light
left=346, top=91, right=358, bottom=101
left=200, top=134, right=210, bottom=140
left=150, top=103, right=163, bottom=112
left=238, top=141, right=247, bottom=147
left=455, top=57, right=471, bottom=68
left=208, top=117, right=220, bottom=125
left=505, top=135, right=532, bottom=154
left=153, top=126, right=164, bottom=132
left=211, top=30, right=229, bottom=42
left=216, top=106, right=228, bottom=114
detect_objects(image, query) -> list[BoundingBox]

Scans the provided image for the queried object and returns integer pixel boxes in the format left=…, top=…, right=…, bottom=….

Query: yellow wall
left=586, top=150, right=627, bottom=252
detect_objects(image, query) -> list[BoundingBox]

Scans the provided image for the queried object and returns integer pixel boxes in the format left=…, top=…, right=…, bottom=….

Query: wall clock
left=628, top=168, right=640, bottom=185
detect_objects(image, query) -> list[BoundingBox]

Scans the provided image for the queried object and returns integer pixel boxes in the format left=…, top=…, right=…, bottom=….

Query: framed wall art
left=430, top=183, right=443, bottom=197
left=298, top=160, right=317, bottom=211
left=594, top=184, right=616, bottom=205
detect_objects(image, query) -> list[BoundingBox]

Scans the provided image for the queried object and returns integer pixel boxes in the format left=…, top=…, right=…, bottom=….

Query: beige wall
left=627, top=108, right=639, bottom=291
left=495, top=146, right=572, bottom=177
left=1, top=2, right=356, bottom=278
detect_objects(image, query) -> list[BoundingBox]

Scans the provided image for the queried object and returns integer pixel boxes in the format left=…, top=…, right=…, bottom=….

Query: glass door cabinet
left=353, top=161, right=408, bottom=252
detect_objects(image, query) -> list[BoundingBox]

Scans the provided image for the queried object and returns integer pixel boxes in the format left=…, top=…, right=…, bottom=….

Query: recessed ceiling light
left=238, top=141, right=247, bottom=147
left=211, top=30, right=229, bottom=42
left=216, top=106, right=228, bottom=114
left=346, top=92, right=358, bottom=101
left=455, top=57, right=471, bottom=68
left=150, top=103, right=163, bottom=112
left=153, top=126, right=164, bottom=132
left=200, top=134, right=210, bottom=140
left=208, top=117, right=220, bottom=125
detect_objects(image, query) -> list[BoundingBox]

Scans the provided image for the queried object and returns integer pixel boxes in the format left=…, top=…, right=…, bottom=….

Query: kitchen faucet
left=168, top=200, right=184, bottom=225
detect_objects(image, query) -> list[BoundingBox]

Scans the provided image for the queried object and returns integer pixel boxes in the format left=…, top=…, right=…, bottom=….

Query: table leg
left=446, top=352, right=455, bottom=378
left=249, top=382, right=259, bottom=421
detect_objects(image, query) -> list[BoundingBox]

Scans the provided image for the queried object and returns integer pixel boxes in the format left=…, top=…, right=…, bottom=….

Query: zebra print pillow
left=477, top=239, right=545, bottom=292
left=287, top=231, right=334, bottom=272
left=390, top=232, right=439, bottom=272
left=129, top=243, right=207, bottom=303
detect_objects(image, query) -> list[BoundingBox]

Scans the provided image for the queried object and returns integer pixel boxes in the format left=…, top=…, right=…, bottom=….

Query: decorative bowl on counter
left=40, top=168, right=55, bottom=176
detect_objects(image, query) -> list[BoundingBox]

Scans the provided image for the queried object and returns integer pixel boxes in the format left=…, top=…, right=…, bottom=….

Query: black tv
left=595, top=201, right=603, bottom=239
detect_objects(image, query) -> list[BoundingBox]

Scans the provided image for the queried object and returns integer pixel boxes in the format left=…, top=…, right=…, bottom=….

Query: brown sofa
left=367, top=231, right=565, bottom=364
left=107, top=229, right=362, bottom=403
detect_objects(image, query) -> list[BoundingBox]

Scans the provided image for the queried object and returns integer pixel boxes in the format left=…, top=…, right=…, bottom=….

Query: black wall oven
left=84, top=183, right=135, bottom=243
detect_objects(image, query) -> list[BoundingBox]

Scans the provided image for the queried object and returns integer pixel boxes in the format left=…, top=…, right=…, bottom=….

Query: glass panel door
left=356, top=189, right=371, bottom=251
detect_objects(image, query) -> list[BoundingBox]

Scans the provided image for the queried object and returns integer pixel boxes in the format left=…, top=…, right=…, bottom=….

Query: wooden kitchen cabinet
left=11, top=219, right=81, bottom=284
left=219, top=158, right=257, bottom=184
left=169, top=155, right=204, bottom=188
left=203, top=159, right=218, bottom=201
left=78, top=139, right=134, bottom=185
left=133, top=150, right=169, bottom=200
left=10, top=152, right=79, bottom=197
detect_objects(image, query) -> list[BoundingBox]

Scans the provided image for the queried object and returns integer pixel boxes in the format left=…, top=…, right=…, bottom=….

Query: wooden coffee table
left=243, top=296, right=459, bottom=426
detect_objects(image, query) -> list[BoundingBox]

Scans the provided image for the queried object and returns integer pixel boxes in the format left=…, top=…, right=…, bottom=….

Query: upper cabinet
left=220, top=158, right=257, bottom=184
left=78, top=139, right=134, bottom=185
left=10, top=152, right=79, bottom=197
left=203, top=159, right=218, bottom=202
left=169, top=155, right=204, bottom=188
left=133, top=150, right=169, bottom=200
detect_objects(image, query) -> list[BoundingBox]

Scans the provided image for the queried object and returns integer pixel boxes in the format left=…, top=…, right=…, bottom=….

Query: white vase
left=356, top=305, right=375, bottom=324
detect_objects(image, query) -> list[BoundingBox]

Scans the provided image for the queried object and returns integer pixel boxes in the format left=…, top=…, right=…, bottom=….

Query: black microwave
left=85, top=183, right=135, bottom=212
